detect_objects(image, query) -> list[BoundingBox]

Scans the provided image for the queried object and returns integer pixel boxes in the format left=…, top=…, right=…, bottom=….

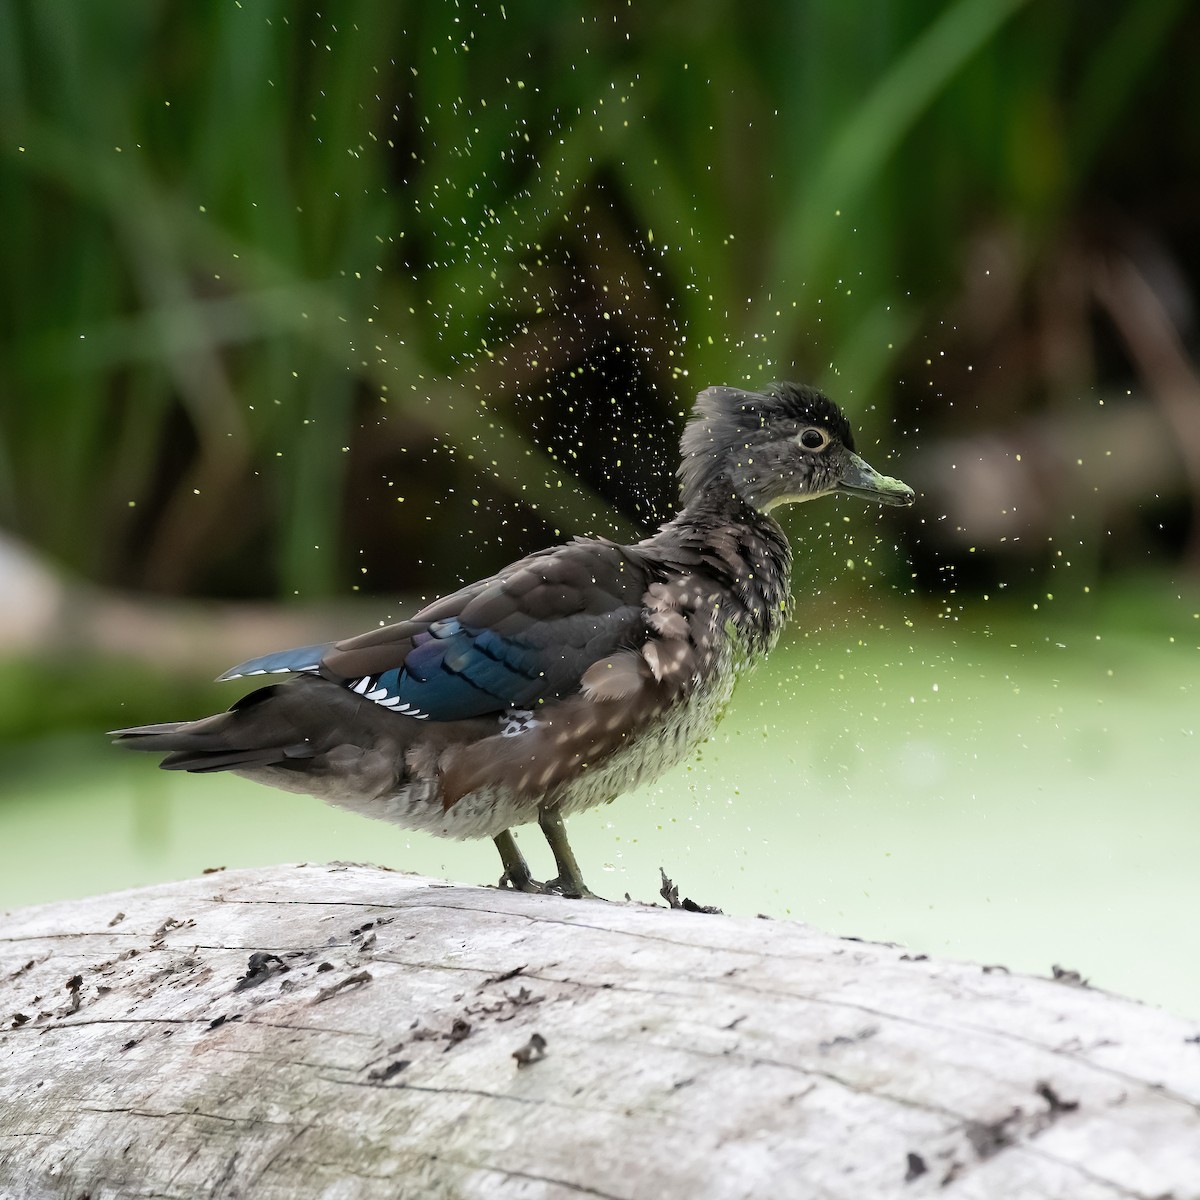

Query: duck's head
left=678, top=382, right=915, bottom=512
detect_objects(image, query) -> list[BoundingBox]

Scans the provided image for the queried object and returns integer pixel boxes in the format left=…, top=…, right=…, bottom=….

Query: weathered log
left=1, top=864, right=1197, bottom=1199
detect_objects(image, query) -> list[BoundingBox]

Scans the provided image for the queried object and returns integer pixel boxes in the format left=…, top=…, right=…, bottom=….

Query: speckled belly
left=390, top=649, right=742, bottom=841
left=550, top=659, right=739, bottom=820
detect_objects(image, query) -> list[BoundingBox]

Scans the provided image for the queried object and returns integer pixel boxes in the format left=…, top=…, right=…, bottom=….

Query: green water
left=2, top=605, right=1197, bottom=1017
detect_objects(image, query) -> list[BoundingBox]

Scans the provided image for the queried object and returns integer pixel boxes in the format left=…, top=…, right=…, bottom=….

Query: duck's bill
left=838, top=453, right=915, bottom=507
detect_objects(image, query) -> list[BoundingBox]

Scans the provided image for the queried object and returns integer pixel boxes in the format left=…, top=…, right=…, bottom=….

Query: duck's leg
left=538, top=807, right=600, bottom=900
left=493, top=829, right=543, bottom=893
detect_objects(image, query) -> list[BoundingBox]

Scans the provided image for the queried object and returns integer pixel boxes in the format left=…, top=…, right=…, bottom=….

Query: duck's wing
left=217, top=539, right=655, bottom=722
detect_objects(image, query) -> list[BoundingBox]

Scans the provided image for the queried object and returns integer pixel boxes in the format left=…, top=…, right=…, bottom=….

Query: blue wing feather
left=217, top=642, right=330, bottom=682
left=348, top=619, right=544, bottom=720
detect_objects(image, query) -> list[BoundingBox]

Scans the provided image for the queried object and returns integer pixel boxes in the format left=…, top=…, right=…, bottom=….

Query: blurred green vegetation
left=3, top=0, right=1196, bottom=602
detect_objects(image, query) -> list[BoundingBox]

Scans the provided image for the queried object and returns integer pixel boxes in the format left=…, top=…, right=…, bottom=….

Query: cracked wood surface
left=1, top=863, right=1198, bottom=1200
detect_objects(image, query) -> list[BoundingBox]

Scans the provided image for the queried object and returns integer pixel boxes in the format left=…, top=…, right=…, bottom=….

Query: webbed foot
left=498, top=868, right=545, bottom=894
left=494, top=830, right=542, bottom=892
left=543, top=875, right=603, bottom=901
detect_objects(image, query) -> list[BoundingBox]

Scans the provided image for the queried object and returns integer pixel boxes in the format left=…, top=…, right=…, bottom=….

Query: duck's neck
left=644, top=476, right=794, bottom=654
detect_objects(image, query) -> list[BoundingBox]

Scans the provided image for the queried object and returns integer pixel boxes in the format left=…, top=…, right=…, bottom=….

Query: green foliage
left=0, top=0, right=1189, bottom=598
left=0, top=655, right=223, bottom=746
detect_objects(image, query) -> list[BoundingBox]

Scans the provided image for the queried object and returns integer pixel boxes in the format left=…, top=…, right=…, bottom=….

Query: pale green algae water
left=2, top=606, right=1197, bottom=1016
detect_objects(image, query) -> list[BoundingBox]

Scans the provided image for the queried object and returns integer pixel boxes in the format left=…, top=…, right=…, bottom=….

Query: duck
left=113, top=382, right=914, bottom=898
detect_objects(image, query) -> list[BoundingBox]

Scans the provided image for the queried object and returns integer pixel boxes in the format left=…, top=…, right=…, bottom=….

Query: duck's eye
left=799, top=427, right=828, bottom=450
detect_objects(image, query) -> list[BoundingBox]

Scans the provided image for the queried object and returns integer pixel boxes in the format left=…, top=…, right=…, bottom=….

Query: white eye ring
left=798, top=427, right=829, bottom=450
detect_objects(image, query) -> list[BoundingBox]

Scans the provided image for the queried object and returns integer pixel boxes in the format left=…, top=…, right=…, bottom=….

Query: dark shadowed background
left=2, top=1, right=1198, bottom=1015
